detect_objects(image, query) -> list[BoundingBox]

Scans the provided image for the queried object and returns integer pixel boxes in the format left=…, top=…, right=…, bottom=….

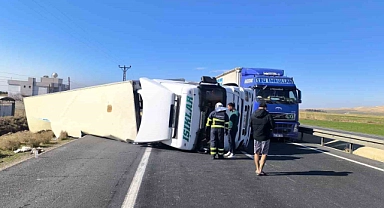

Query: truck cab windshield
left=255, top=87, right=298, bottom=104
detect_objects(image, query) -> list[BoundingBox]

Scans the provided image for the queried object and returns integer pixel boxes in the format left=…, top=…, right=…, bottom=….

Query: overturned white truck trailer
left=24, top=76, right=254, bottom=151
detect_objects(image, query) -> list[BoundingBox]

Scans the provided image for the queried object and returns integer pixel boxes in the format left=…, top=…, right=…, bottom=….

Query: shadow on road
left=266, top=170, right=352, bottom=176
left=129, top=138, right=330, bottom=161
left=228, top=155, right=302, bottom=161
left=243, top=139, right=329, bottom=160
left=267, top=155, right=302, bottom=161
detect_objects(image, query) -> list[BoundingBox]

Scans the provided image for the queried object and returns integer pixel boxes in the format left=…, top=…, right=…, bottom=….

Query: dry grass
left=58, top=131, right=69, bottom=140
left=326, top=106, right=384, bottom=114
left=1, top=131, right=73, bottom=170
left=0, top=116, right=29, bottom=136
left=0, top=130, right=55, bottom=151
left=0, top=99, right=29, bottom=136
left=26, top=130, right=55, bottom=147
left=299, top=111, right=384, bottom=125
left=15, top=109, right=26, bottom=117
left=299, top=111, right=384, bottom=136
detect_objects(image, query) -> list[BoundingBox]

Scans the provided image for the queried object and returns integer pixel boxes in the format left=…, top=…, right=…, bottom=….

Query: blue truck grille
left=273, top=123, right=294, bottom=134
left=270, top=113, right=296, bottom=121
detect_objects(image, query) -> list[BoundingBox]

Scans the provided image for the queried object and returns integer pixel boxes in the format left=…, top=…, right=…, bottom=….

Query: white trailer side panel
left=215, top=69, right=239, bottom=85
left=24, top=81, right=138, bottom=142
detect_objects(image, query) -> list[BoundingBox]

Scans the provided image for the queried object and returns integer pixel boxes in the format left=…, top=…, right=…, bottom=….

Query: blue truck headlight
left=286, top=113, right=295, bottom=120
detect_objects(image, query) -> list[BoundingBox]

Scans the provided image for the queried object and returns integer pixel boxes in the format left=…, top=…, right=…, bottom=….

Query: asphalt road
left=1, top=135, right=384, bottom=208
left=0, top=136, right=145, bottom=208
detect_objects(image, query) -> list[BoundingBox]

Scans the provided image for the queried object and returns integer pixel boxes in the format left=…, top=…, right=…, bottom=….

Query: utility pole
left=118, top=65, right=131, bottom=81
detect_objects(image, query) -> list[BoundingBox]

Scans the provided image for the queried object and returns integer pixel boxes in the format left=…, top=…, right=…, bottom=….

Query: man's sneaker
left=227, top=153, right=235, bottom=158
left=224, top=152, right=232, bottom=157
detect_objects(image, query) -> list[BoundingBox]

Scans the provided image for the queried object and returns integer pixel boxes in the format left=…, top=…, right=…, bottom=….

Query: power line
left=0, top=75, right=12, bottom=79
left=29, top=0, right=121, bottom=64
left=17, top=1, right=133, bottom=83
left=0, top=71, right=34, bottom=77
left=118, top=65, right=131, bottom=81
left=47, top=2, right=120, bottom=63
left=1, top=71, right=87, bottom=88
left=69, top=81, right=88, bottom=88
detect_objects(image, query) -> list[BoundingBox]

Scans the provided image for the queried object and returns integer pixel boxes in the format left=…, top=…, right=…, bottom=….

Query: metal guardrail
left=299, top=126, right=384, bottom=153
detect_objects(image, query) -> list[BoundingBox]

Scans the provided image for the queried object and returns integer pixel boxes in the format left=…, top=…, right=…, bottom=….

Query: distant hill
left=302, top=106, right=384, bottom=116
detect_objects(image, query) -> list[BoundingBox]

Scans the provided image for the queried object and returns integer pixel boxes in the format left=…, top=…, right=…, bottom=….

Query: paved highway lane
left=135, top=140, right=384, bottom=208
left=0, top=136, right=145, bottom=208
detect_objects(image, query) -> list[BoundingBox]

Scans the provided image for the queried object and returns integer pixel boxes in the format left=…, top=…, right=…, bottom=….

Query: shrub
left=0, top=130, right=54, bottom=150
left=26, top=131, right=54, bottom=147
left=0, top=116, right=29, bottom=136
left=38, top=130, right=54, bottom=144
left=58, top=131, right=69, bottom=140
left=26, top=135, right=42, bottom=147
left=0, top=138, right=21, bottom=151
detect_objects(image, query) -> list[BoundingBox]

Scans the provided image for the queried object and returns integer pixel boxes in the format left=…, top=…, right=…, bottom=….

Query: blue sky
left=1, top=0, right=384, bottom=108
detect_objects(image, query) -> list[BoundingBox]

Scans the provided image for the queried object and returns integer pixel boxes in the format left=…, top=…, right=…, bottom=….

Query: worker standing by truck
left=225, top=102, right=239, bottom=158
left=206, top=102, right=229, bottom=159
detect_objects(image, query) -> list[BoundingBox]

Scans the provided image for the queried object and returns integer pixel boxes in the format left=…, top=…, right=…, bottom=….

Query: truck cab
left=240, top=68, right=302, bottom=140
left=134, top=76, right=253, bottom=152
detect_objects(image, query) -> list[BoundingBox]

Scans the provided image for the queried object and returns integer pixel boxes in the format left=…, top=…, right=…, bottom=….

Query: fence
left=299, top=126, right=384, bottom=153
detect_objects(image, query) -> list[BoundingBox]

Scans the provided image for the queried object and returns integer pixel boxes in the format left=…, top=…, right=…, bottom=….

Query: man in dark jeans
left=250, top=101, right=275, bottom=176
left=225, top=102, right=239, bottom=158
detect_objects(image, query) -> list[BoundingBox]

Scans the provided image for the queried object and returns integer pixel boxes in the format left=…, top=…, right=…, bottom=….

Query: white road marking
left=324, top=140, right=339, bottom=145
left=121, top=147, right=152, bottom=208
left=290, top=142, right=384, bottom=173
left=241, top=151, right=254, bottom=159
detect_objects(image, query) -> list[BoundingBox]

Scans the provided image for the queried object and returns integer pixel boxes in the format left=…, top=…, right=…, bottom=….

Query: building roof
left=0, top=96, right=15, bottom=102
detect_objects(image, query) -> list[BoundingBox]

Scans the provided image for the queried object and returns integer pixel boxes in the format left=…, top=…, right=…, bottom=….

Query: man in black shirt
left=250, top=102, right=275, bottom=175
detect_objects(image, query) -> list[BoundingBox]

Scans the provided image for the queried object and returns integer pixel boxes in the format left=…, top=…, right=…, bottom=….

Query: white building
left=7, top=73, right=70, bottom=97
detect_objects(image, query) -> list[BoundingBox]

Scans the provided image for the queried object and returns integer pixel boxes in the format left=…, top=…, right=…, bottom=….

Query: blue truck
left=215, top=67, right=302, bottom=141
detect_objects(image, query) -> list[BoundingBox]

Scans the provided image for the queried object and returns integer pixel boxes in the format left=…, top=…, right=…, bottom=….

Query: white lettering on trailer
left=255, top=77, right=294, bottom=84
left=244, top=78, right=253, bottom=84
left=183, top=95, right=193, bottom=142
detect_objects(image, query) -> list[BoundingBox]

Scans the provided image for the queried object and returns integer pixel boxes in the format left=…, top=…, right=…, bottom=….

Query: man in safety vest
left=206, top=102, right=229, bottom=159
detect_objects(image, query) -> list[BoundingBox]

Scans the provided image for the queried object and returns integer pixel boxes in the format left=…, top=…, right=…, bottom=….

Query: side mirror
left=297, top=89, right=302, bottom=103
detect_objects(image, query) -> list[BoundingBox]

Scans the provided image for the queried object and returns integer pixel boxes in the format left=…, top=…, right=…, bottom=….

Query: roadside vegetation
left=300, top=111, right=384, bottom=137
left=0, top=130, right=71, bottom=169
left=0, top=115, right=29, bottom=135
left=0, top=99, right=72, bottom=169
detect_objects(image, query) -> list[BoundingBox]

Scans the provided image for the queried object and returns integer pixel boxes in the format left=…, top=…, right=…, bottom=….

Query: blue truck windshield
left=255, top=87, right=298, bottom=104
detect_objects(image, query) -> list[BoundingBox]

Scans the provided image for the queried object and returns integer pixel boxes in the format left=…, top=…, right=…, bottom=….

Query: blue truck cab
left=240, top=68, right=302, bottom=140
left=216, top=67, right=302, bottom=141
